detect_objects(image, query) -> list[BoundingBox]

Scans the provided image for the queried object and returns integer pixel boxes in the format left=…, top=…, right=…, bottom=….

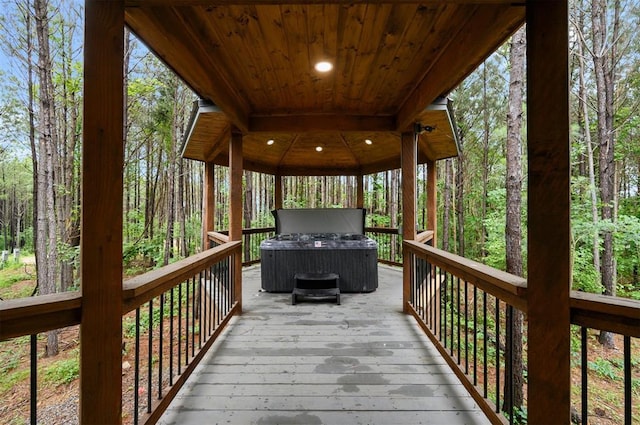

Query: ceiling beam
left=204, top=126, right=231, bottom=162
left=249, top=114, right=396, bottom=132
left=396, top=4, right=524, bottom=131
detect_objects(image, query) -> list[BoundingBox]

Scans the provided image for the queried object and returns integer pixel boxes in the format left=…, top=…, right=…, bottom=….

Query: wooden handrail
left=0, top=291, right=82, bottom=341
left=415, top=230, right=434, bottom=243
left=123, top=241, right=241, bottom=313
left=404, top=240, right=528, bottom=312
left=570, top=290, right=640, bottom=338
left=242, top=226, right=275, bottom=235
left=365, top=226, right=399, bottom=235
left=0, top=242, right=242, bottom=341
left=208, top=231, right=230, bottom=244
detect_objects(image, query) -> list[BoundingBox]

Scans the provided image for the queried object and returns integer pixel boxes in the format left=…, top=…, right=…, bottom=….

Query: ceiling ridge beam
left=249, top=114, right=396, bottom=132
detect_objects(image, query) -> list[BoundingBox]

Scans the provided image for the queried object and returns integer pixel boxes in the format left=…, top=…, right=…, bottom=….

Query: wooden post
left=527, top=1, right=571, bottom=422
left=229, top=130, right=243, bottom=312
left=274, top=174, right=283, bottom=210
left=426, top=159, right=437, bottom=246
left=80, top=1, right=123, bottom=423
left=356, top=174, right=364, bottom=209
left=401, top=132, right=417, bottom=313
left=203, top=161, right=215, bottom=250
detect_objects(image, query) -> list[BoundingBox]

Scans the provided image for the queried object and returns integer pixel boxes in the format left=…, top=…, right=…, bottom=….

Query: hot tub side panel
left=260, top=246, right=378, bottom=292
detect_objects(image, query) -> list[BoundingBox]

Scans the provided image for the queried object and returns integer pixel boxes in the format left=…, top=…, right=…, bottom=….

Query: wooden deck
left=159, top=265, right=490, bottom=425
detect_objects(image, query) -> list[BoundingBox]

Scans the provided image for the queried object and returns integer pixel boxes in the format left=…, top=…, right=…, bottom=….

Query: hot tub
left=260, top=209, right=378, bottom=293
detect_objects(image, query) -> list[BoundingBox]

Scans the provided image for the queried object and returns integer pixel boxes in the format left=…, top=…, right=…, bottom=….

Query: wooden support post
left=203, top=161, right=215, bottom=250
left=229, top=131, right=243, bottom=312
left=274, top=174, right=283, bottom=210
left=80, top=1, right=123, bottom=423
left=356, top=174, right=364, bottom=209
left=426, top=159, right=437, bottom=246
left=401, top=132, right=417, bottom=313
left=527, top=1, right=571, bottom=422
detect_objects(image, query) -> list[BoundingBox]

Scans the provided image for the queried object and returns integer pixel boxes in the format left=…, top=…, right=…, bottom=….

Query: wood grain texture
left=274, top=174, right=283, bottom=209
left=229, top=132, right=244, bottom=312
left=401, top=131, right=416, bottom=313
left=81, top=1, right=124, bottom=423
left=526, top=1, right=571, bottom=422
left=126, top=2, right=526, bottom=173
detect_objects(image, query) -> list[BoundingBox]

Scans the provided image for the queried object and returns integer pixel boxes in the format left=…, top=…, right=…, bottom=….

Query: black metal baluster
left=581, top=326, right=587, bottom=423
left=465, top=280, right=469, bottom=374
left=443, top=271, right=448, bottom=348
left=147, top=300, right=153, bottom=413
left=411, top=254, right=416, bottom=310
left=450, top=273, right=454, bottom=356
left=170, top=287, right=174, bottom=386
left=185, top=277, right=190, bottom=364
left=158, top=293, right=164, bottom=399
left=30, top=334, right=37, bottom=425
left=191, top=275, right=196, bottom=354
left=216, top=261, right=221, bottom=326
left=483, top=291, right=488, bottom=398
left=624, top=335, right=631, bottom=425
left=208, top=265, right=213, bottom=335
left=473, top=285, right=478, bottom=386
left=229, top=255, right=233, bottom=310
left=495, top=298, right=500, bottom=412
left=506, top=305, right=514, bottom=424
left=178, top=282, right=182, bottom=375
left=199, top=270, right=203, bottom=345
left=427, top=261, right=432, bottom=329
left=438, top=272, right=447, bottom=347
left=457, top=276, right=461, bottom=362
left=134, top=308, right=140, bottom=424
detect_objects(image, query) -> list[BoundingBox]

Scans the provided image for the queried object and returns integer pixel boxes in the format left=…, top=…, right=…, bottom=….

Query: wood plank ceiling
left=125, top=0, right=525, bottom=175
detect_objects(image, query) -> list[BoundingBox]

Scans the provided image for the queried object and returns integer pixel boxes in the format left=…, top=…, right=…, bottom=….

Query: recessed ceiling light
left=365, top=139, right=373, bottom=145
left=267, top=139, right=275, bottom=145
left=315, top=146, right=323, bottom=152
left=314, top=61, right=333, bottom=72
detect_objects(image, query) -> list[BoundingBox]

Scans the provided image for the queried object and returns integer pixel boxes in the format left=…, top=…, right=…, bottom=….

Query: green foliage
left=588, top=358, right=620, bottom=381
left=43, top=356, right=80, bottom=386
left=123, top=238, right=165, bottom=274
left=367, top=213, right=390, bottom=227
left=0, top=368, right=29, bottom=395
left=483, top=188, right=507, bottom=270
left=0, top=261, right=31, bottom=293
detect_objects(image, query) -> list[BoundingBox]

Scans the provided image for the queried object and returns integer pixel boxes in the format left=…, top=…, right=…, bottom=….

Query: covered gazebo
left=7, top=1, right=627, bottom=424
left=84, top=1, right=567, bottom=422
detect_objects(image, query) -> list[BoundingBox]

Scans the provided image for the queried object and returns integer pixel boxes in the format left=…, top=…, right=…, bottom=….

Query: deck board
left=159, top=265, right=490, bottom=425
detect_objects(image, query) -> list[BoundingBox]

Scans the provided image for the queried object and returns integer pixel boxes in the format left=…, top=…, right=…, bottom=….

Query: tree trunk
left=34, top=0, right=59, bottom=356
left=442, top=159, right=452, bottom=252
left=455, top=133, right=465, bottom=257
left=480, top=63, right=490, bottom=259
left=576, top=8, right=601, bottom=287
left=503, top=27, right=526, bottom=413
left=591, top=0, right=617, bottom=348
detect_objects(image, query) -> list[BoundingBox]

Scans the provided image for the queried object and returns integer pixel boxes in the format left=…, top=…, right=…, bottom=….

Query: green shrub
left=43, top=357, right=80, bottom=386
left=588, top=357, right=619, bottom=381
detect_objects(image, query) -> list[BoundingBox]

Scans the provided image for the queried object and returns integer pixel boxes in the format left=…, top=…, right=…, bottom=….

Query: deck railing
left=404, top=239, right=640, bottom=424
left=0, top=241, right=242, bottom=425
left=365, top=227, right=403, bottom=266
left=571, top=292, right=640, bottom=424
left=210, top=227, right=415, bottom=266
left=208, top=227, right=275, bottom=266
